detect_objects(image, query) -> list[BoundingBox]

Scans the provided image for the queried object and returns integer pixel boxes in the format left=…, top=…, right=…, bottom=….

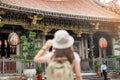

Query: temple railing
left=0, top=57, right=18, bottom=76
left=0, top=57, right=45, bottom=76
left=0, top=57, right=119, bottom=76
left=94, top=57, right=120, bottom=72
left=81, top=57, right=120, bottom=73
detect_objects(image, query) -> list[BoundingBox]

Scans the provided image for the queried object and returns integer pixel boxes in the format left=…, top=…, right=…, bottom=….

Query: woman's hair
left=53, top=47, right=74, bottom=64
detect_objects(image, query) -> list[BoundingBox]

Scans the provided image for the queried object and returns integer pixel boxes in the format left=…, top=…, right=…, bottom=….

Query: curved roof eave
left=0, top=0, right=120, bottom=22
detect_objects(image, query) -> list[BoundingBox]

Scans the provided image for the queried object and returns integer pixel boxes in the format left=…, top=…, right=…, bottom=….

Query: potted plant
left=36, top=67, right=43, bottom=80
left=96, top=61, right=101, bottom=76
left=13, top=31, right=42, bottom=79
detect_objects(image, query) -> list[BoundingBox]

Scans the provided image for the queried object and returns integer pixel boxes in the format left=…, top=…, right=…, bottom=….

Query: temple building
left=0, top=0, right=120, bottom=74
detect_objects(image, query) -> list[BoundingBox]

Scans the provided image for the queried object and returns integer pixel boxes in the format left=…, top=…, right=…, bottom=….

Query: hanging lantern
left=8, top=32, right=19, bottom=46
left=99, top=37, right=108, bottom=49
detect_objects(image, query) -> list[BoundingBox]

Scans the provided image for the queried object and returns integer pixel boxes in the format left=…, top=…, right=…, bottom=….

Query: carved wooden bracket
left=73, top=28, right=89, bottom=37
left=73, top=29, right=83, bottom=37
left=90, top=22, right=100, bottom=30
left=28, top=15, right=43, bottom=25
left=39, top=26, right=52, bottom=35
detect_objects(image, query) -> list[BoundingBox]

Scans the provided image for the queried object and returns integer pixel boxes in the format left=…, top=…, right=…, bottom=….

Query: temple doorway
left=0, top=33, right=11, bottom=58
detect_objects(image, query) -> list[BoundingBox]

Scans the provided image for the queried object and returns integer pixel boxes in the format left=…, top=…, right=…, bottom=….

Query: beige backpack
left=46, top=60, right=74, bottom=80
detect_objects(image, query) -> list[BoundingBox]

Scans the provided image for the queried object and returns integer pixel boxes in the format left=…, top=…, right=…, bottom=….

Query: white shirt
left=101, top=64, right=107, bottom=72
left=43, top=51, right=81, bottom=63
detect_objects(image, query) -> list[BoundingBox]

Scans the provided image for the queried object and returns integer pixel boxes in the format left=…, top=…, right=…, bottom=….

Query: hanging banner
left=8, top=32, right=19, bottom=46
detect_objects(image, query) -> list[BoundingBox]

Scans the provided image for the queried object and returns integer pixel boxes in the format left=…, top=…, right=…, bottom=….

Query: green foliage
left=22, top=59, right=32, bottom=63
left=13, top=55, right=25, bottom=59
left=115, top=47, right=120, bottom=51
left=19, top=35, right=27, bottom=43
left=14, top=31, right=42, bottom=64
left=29, top=32, right=36, bottom=39
left=96, top=61, right=101, bottom=68
left=36, top=67, right=43, bottom=75
left=115, top=39, right=120, bottom=50
left=112, top=55, right=120, bottom=60
left=115, top=39, right=120, bottom=44
left=35, top=39, right=42, bottom=43
left=35, top=47, right=41, bottom=50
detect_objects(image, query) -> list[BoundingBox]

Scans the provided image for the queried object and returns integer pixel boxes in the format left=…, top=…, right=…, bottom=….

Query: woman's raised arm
left=33, top=40, right=52, bottom=63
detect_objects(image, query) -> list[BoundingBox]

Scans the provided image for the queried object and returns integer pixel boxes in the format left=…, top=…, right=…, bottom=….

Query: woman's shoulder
left=73, top=52, right=81, bottom=62
left=42, top=52, right=53, bottom=61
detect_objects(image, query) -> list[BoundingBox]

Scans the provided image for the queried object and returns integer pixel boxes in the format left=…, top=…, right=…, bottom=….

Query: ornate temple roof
left=0, top=0, right=120, bottom=22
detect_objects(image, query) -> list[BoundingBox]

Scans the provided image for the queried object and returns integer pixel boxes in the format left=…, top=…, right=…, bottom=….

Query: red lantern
left=8, top=32, right=19, bottom=46
left=99, top=37, right=107, bottom=49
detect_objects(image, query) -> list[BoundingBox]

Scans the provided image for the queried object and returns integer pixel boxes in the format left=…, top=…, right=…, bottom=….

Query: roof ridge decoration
left=0, top=0, right=120, bottom=22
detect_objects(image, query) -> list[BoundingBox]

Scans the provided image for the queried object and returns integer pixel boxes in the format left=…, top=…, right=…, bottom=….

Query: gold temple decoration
left=95, top=22, right=100, bottom=30
left=73, top=29, right=83, bottom=37
left=90, top=22, right=100, bottom=30
left=28, top=15, right=43, bottom=25
left=39, top=26, right=52, bottom=35
left=1, top=14, right=91, bottom=37
left=0, top=10, right=5, bottom=14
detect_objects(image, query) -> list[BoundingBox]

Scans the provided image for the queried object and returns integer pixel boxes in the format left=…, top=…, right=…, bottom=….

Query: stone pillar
left=16, top=45, right=20, bottom=55
left=81, top=38, right=85, bottom=59
left=85, top=38, right=88, bottom=59
left=35, top=33, right=42, bottom=50
left=16, top=44, right=22, bottom=74
left=79, top=41, right=82, bottom=58
left=89, top=33, right=95, bottom=71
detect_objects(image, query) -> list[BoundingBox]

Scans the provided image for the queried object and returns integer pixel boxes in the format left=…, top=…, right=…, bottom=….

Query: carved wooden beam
left=1, top=17, right=91, bottom=37
left=73, top=28, right=89, bottom=37
left=30, top=23, right=91, bottom=37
